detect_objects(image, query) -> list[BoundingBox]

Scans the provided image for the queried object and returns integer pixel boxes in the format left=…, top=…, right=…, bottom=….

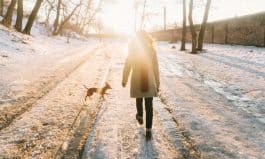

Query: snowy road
left=0, top=40, right=264, bottom=158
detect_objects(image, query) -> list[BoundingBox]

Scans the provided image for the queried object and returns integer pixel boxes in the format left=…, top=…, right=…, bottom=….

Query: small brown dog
left=84, top=82, right=112, bottom=100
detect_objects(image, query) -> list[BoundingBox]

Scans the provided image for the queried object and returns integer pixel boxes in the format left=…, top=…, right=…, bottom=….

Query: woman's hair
left=136, top=31, right=155, bottom=50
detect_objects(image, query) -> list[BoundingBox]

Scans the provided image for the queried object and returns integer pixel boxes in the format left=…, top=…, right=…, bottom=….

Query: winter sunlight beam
left=99, top=0, right=134, bottom=35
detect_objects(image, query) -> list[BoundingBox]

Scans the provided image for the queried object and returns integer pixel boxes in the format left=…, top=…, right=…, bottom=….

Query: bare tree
left=74, top=2, right=82, bottom=26
left=1, top=0, right=17, bottom=27
left=79, top=0, right=103, bottom=34
left=44, top=0, right=55, bottom=26
left=73, top=0, right=90, bottom=32
left=78, top=0, right=92, bottom=33
left=23, top=0, right=43, bottom=34
left=53, top=0, right=82, bottom=35
left=197, top=0, right=211, bottom=51
left=188, top=0, right=197, bottom=53
left=0, top=0, right=3, bottom=16
left=180, top=0, right=186, bottom=51
left=15, top=0, right=23, bottom=32
left=52, top=0, right=62, bottom=35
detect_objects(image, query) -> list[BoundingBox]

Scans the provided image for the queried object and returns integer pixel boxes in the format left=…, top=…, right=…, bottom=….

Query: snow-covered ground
left=158, top=42, right=265, bottom=158
left=0, top=24, right=101, bottom=131
left=0, top=26, right=264, bottom=159
left=158, top=42, right=265, bottom=122
left=0, top=24, right=98, bottom=102
left=0, top=46, right=109, bottom=158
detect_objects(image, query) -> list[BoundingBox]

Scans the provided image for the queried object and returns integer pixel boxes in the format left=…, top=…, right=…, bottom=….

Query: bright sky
left=99, top=0, right=265, bottom=34
left=23, top=0, right=265, bottom=34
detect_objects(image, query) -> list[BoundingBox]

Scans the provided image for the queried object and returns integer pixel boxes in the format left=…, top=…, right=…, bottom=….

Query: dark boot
left=145, top=129, right=152, bottom=140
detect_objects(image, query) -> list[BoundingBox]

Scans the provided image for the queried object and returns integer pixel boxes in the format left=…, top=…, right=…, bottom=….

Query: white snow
left=0, top=46, right=108, bottom=158
left=157, top=42, right=265, bottom=158
left=157, top=42, right=265, bottom=118
left=0, top=23, right=99, bottom=104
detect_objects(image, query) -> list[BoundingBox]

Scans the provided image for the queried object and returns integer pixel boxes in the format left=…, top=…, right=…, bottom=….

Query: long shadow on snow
left=137, top=127, right=159, bottom=159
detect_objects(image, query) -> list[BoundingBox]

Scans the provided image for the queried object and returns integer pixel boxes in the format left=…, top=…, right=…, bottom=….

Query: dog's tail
left=83, top=85, right=89, bottom=90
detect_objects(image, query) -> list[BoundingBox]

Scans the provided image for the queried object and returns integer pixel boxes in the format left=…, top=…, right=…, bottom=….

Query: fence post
left=211, top=25, right=214, bottom=43
left=263, top=26, right=265, bottom=47
left=225, top=23, right=228, bottom=44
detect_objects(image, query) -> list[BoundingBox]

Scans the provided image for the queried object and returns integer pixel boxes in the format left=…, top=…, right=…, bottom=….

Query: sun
left=101, top=1, right=134, bottom=35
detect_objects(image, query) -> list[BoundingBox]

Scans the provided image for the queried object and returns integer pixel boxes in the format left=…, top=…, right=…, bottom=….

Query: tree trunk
left=52, top=0, right=61, bottom=35
left=0, top=0, right=4, bottom=16
left=15, top=0, right=23, bottom=32
left=45, top=6, right=52, bottom=26
left=1, top=0, right=17, bottom=27
left=197, top=0, right=211, bottom=51
left=188, top=0, right=197, bottom=53
left=180, top=0, right=186, bottom=51
left=23, top=0, right=43, bottom=35
left=79, top=6, right=89, bottom=34
left=75, top=4, right=82, bottom=26
left=45, top=4, right=53, bottom=26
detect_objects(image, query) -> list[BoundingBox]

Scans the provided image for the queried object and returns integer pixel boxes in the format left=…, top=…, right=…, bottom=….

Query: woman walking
left=122, top=31, right=160, bottom=140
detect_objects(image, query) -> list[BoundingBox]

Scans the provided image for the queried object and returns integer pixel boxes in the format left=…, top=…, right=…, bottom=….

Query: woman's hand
left=122, top=81, right=126, bottom=87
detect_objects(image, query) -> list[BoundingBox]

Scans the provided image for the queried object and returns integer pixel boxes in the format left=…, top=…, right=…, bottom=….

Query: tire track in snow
left=155, top=96, right=202, bottom=159
left=59, top=55, right=112, bottom=159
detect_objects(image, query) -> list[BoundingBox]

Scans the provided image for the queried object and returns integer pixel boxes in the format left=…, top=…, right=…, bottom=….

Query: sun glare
left=101, top=1, right=134, bottom=35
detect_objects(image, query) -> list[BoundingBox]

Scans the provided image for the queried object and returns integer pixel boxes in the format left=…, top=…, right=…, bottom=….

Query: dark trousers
left=136, top=97, right=153, bottom=129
